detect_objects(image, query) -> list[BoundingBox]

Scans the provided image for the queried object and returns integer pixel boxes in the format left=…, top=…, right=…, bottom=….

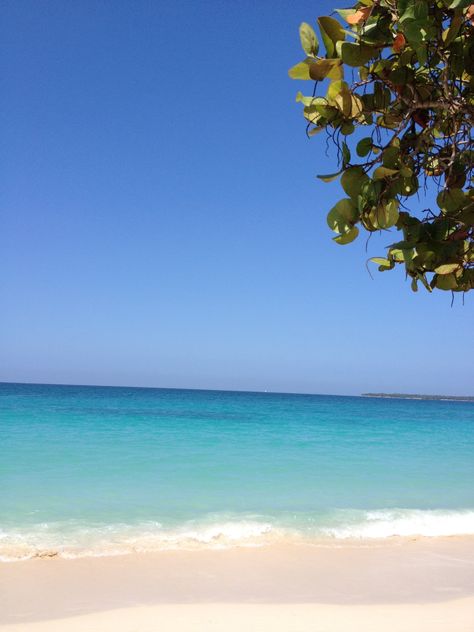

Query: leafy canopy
left=289, top=0, right=474, bottom=293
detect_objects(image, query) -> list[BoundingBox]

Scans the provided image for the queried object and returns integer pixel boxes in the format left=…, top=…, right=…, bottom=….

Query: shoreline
left=1, top=537, right=474, bottom=629
left=3, top=508, right=474, bottom=562
left=2, top=530, right=474, bottom=563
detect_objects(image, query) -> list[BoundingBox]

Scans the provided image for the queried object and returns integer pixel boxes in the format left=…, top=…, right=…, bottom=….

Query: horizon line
left=0, top=381, right=473, bottom=400
left=0, top=380, right=356, bottom=398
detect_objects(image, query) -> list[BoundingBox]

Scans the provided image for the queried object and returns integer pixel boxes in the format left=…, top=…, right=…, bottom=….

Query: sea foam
left=2, top=510, right=474, bottom=561
left=320, top=509, right=474, bottom=539
left=0, top=519, right=280, bottom=561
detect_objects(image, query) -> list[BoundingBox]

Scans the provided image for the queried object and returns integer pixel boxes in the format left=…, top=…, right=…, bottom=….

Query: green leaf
left=295, top=91, right=314, bottom=106
left=434, top=263, right=461, bottom=274
left=370, top=257, right=392, bottom=268
left=288, top=59, right=313, bottom=80
left=442, top=14, right=462, bottom=48
left=316, top=170, right=342, bottom=182
left=338, top=42, right=375, bottom=67
left=389, top=66, right=414, bottom=85
left=382, top=146, right=400, bottom=169
left=418, top=274, right=432, bottom=292
left=341, top=121, right=355, bottom=135
left=318, top=16, right=345, bottom=58
left=398, top=0, right=416, bottom=23
left=309, top=58, right=343, bottom=81
left=437, top=188, right=466, bottom=213
left=449, top=0, right=471, bottom=8
left=327, top=80, right=353, bottom=116
left=351, top=94, right=363, bottom=117
left=334, top=226, right=359, bottom=244
left=389, top=248, right=407, bottom=262
left=404, top=20, right=431, bottom=46
left=416, top=2, right=429, bottom=20
left=384, top=199, right=400, bottom=227
left=434, top=273, right=458, bottom=290
left=379, top=112, right=403, bottom=130
left=399, top=175, right=419, bottom=196
left=399, top=1, right=428, bottom=23
left=327, top=79, right=346, bottom=101
left=368, top=199, right=399, bottom=229
left=356, top=137, right=372, bottom=157
left=299, top=22, right=319, bottom=56
left=341, top=167, right=369, bottom=199
left=314, top=100, right=338, bottom=119
left=414, top=44, right=428, bottom=65
left=342, top=142, right=351, bottom=167
left=327, top=198, right=358, bottom=233
left=358, top=19, right=392, bottom=45
left=373, top=83, right=391, bottom=110
left=302, top=104, right=321, bottom=124
left=334, top=8, right=356, bottom=21
left=389, top=240, right=417, bottom=250
left=373, top=166, right=399, bottom=179
left=359, top=66, right=369, bottom=81
left=400, top=166, right=413, bottom=178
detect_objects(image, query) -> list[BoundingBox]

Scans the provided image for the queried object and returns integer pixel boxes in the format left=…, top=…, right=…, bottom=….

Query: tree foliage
left=289, top=0, right=474, bottom=293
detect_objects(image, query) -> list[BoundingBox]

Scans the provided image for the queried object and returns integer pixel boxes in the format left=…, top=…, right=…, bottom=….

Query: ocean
left=1, top=382, right=474, bottom=560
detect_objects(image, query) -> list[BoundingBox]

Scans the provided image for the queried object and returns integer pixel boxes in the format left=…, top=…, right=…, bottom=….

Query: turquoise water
left=1, top=382, right=474, bottom=559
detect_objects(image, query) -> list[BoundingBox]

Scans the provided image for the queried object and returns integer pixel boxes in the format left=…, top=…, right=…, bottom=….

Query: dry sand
left=1, top=538, right=474, bottom=631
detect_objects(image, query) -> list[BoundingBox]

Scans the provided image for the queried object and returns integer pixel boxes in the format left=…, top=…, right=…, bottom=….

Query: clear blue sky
left=2, top=0, right=472, bottom=395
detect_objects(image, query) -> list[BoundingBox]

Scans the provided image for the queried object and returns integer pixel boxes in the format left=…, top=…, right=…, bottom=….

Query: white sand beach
left=1, top=538, right=474, bottom=631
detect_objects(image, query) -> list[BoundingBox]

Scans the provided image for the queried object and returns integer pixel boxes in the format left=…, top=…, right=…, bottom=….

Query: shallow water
left=1, top=383, right=473, bottom=559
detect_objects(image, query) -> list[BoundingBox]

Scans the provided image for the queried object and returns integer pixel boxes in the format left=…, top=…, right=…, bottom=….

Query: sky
left=1, top=0, right=472, bottom=396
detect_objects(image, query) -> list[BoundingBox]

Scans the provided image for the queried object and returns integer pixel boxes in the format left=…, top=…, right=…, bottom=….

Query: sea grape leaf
left=371, top=257, right=392, bottom=268
left=318, top=16, right=345, bottom=57
left=338, top=42, right=375, bottom=66
left=356, top=137, right=372, bottom=157
left=299, top=22, right=319, bottom=56
left=437, top=189, right=466, bottom=213
left=317, top=170, right=343, bottom=182
left=309, top=58, right=343, bottom=81
left=434, top=273, right=458, bottom=290
left=288, top=59, right=313, bottom=80
left=341, top=167, right=369, bottom=199
left=434, top=263, right=461, bottom=274
left=373, top=166, right=399, bottom=180
left=368, top=199, right=399, bottom=229
left=334, top=226, right=359, bottom=244
left=327, top=198, right=358, bottom=233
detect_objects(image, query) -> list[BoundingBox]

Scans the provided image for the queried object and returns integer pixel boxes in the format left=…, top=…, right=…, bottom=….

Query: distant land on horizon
left=362, top=393, right=474, bottom=402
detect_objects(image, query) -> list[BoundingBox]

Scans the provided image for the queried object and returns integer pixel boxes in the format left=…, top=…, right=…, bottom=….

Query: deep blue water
left=1, top=382, right=474, bottom=558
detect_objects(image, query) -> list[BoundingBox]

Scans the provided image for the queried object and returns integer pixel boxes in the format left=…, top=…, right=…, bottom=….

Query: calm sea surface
left=1, top=382, right=474, bottom=559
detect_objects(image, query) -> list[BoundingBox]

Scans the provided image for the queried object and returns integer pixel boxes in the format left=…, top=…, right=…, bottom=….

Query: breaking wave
left=2, top=509, right=474, bottom=561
